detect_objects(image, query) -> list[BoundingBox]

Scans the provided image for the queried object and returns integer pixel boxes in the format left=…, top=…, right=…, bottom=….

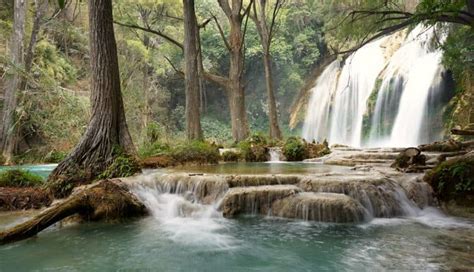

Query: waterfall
left=302, top=25, right=452, bottom=147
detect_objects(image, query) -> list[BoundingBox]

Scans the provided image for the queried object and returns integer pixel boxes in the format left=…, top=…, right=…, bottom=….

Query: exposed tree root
left=419, top=139, right=474, bottom=152
left=0, top=179, right=146, bottom=245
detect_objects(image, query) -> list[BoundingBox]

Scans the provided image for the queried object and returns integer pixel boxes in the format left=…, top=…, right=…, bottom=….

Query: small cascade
left=268, top=147, right=283, bottom=162
left=298, top=175, right=424, bottom=218
left=271, top=192, right=367, bottom=223
left=124, top=169, right=435, bottom=224
left=302, top=24, right=453, bottom=147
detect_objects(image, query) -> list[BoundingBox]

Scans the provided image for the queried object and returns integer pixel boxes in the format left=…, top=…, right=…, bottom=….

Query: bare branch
left=211, top=15, right=231, bottom=51
left=114, top=21, right=184, bottom=51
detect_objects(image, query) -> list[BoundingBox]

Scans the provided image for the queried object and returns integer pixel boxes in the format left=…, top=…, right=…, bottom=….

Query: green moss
left=138, top=141, right=171, bottom=158
left=425, top=154, right=474, bottom=201
left=99, top=147, right=141, bottom=179
left=0, top=169, right=44, bottom=187
left=222, top=151, right=241, bottom=162
left=169, top=141, right=220, bottom=165
left=282, top=137, right=308, bottom=161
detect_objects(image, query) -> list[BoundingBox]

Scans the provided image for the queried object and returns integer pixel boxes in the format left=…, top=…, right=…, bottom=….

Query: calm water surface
left=0, top=209, right=473, bottom=271
left=0, top=163, right=473, bottom=271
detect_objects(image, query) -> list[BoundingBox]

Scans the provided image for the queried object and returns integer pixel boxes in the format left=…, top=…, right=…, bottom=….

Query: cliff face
left=450, top=71, right=474, bottom=132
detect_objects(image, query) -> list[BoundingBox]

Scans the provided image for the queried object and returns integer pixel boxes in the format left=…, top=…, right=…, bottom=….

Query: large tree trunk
left=183, top=0, right=203, bottom=140
left=263, top=52, right=282, bottom=139
left=47, top=0, right=136, bottom=198
left=228, top=48, right=249, bottom=142
left=226, top=2, right=250, bottom=142
left=0, top=0, right=26, bottom=164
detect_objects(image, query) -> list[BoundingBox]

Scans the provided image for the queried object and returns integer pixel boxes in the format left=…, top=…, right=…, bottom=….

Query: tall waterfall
left=302, top=25, right=453, bottom=147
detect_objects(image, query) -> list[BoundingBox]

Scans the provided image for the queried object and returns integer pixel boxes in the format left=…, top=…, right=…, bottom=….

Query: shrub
left=237, top=133, right=270, bottom=162
left=43, top=150, right=68, bottom=163
left=169, top=141, right=220, bottom=165
left=282, top=137, right=308, bottom=161
left=0, top=155, right=5, bottom=165
left=138, top=141, right=171, bottom=158
left=222, top=151, right=241, bottom=162
left=0, top=169, right=43, bottom=187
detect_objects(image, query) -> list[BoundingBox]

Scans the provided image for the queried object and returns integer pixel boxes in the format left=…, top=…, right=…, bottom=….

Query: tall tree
left=250, top=0, right=283, bottom=139
left=205, top=0, right=253, bottom=141
left=183, top=0, right=203, bottom=140
left=47, top=0, right=136, bottom=197
left=0, top=0, right=26, bottom=164
left=115, top=0, right=254, bottom=142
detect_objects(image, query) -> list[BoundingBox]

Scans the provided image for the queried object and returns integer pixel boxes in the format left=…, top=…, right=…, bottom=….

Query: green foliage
left=238, top=133, right=270, bottom=162
left=43, top=150, right=68, bottom=163
left=0, top=169, right=43, bottom=187
left=34, top=39, right=78, bottom=85
left=201, top=116, right=233, bottom=144
left=425, top=155, right=474, bottom=200
left=441, top=25, right=474, bottom=84
left=138, top=141, right=171, bottom=158
left=282, top=137, right=308, bottom=161
left=222, top=151, right=241, bottom=162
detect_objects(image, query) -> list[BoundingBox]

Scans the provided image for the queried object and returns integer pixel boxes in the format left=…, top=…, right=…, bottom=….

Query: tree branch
left=203, top=72, right=229, bottom=89
left=114, top=21, right=184, bottom=51
left=211, top=15, right=231, bottom=51
left=163, top=56, right=184, bottom=77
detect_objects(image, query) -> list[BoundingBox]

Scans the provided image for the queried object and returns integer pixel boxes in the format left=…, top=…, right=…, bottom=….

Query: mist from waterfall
left=302, top=25, right=452, bottom=147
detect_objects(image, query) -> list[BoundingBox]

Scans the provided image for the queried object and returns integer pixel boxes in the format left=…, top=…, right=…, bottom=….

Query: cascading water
left=268, top=147, right=283, bottom=162
left=125, top=170, right=434, bottom=225
left=302, top=25, right=453, bottom=147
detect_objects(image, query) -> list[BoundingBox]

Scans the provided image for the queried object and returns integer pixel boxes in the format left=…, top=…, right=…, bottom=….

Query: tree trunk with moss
left=0, top=0, right=26, bottom=164
left=47, top=0, right=136, bottom=198
left=0, top=179, right=146, bottom=245
left=183, top=0, right=203, bottom=140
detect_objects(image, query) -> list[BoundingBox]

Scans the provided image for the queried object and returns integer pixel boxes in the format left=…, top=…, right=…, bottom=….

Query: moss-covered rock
left=238, top=133, right=269, bottom=162
left=141, top=155, right=176, bottom=168
left=424, top=152, right=474, bottom=216
left=99, top=155, right=141, bottom=180
left=306, top=140, right=330, bottom=159
left=140, top=141, right=220, bottom=167
left=169, top=141, right=220, bottom=165
left=222, top=150, right=241, bottom=162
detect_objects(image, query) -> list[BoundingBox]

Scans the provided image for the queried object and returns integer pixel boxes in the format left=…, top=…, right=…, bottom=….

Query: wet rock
left=271, top=192, right=367, bottom=223
left=225, top=175, right=300, bottom=188
left=126, top=173, right=230, bottom=204
left=219, top=185, right=302, bottom=217
left=391, top=147, right=426, bottom=171
left=298, top=175, right=418, bottom=218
